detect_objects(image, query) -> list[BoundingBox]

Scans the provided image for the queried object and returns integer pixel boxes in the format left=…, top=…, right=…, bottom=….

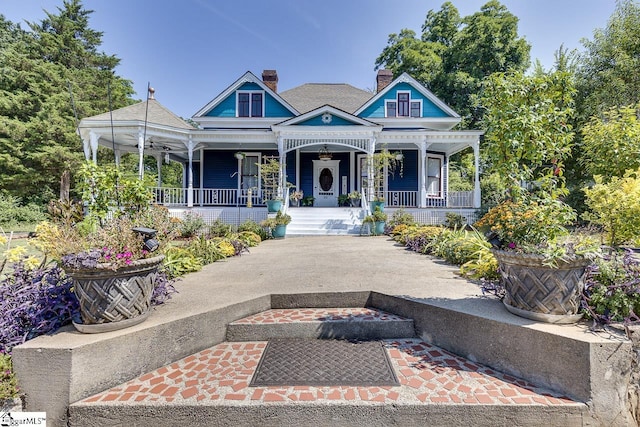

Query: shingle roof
left=83, top=99, right=195, bottom=129
left=279, top=83, right=373, bottom=114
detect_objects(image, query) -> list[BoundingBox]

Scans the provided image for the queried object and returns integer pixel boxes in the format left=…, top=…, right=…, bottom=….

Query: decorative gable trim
left=274, top=105, right=378, bottom=127
left=354, top=72, right=460, bottom=119
left=192, top=71, right=299, bottom=118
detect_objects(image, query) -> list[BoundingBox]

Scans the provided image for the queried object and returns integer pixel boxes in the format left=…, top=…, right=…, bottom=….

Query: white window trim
left=236, top=90, right=265, bottom=118
left=426, top=153, right=444, bottom=199
left=384, top=100, right=397, bottom=118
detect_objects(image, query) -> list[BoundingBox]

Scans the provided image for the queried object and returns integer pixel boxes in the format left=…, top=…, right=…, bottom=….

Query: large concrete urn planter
left=491, top=249, right=591, bottom=324
left=65, top=255, right=164, bottom=333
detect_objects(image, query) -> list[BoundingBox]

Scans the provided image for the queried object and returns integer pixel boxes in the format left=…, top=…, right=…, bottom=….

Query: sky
left=1, top=0, right=618, bottom=119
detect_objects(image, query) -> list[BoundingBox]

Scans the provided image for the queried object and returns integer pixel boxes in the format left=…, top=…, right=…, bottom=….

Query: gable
left=204, top=82, right=294, bottom=118
left=358, top=82, right=450, bottom=119
left=193, top=71, right=298, bottom=120
left=296, top=112, right=361, bottom=126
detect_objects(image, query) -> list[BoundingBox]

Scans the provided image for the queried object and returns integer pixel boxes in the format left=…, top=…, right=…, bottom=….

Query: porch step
left=70, top=337, right=586, bottom=427
left=286, top=207, right=365, bottom=235
left=226, top=307, right=415, bottom=341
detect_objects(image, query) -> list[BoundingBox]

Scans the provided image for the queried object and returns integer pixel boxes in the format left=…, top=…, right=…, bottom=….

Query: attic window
left=237, top=91, right=263, bottom=117
left=385, top=92, right=422, bottom=118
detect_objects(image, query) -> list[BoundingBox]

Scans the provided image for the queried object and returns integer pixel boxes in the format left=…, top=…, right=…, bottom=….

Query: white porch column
left=349, top=151, right=355, bottom=193
left=156, top=154, right=162, bottom=187
left=89, top=131, right=99, bottom=163
left=137, top=130, right=145, bottom=179
left=199, top=147, right=204, bottom=207
left=277, top=136, right=285, bottom=199
left=419, top=138, right=428, bottom=208
left=187, top=137, right=194, bottom=208
left=295, top=149, right=300, bottom=190
left=366, top=136, right=376, bottom=202
left=473, top=138, right=481, bottom=208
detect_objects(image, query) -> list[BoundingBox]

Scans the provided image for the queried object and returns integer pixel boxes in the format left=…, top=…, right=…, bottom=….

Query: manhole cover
left=249, top=339, right=399, bottom=387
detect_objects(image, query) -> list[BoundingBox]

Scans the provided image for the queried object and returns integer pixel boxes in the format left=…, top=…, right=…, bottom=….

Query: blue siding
left=202, top=151, right=237, bottom=188
left=387, top=150, right=418, bottom=191
left=297, top=114, right=358, bottom=126
left=359, top=82, right=450, bottom=118
left=205, top=82, right=294, bottom=118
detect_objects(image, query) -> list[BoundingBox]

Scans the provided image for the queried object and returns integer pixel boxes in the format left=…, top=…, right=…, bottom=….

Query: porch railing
left=151, top=187, right=265, bottom=207
left=151, top=187, right=475, bottom=209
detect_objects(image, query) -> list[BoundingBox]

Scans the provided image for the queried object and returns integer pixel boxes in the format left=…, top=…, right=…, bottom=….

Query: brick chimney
left=376, top=69, right=393, bottom=93
left=262, top=70, right=278, bottom=93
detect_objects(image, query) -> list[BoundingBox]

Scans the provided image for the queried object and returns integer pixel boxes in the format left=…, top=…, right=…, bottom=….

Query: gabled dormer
left=355, top=71, right=461, bottom=130
left=192, top=70, right=298, bottom=129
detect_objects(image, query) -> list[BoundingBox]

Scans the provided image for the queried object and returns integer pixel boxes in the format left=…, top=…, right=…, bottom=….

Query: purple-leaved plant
left=582, top=249, right=640, bottom=325
left=0, top=261, right=79, bottom=352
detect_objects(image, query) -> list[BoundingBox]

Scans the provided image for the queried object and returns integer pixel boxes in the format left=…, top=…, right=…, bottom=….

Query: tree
left=479, top=70, right=576, bottom=198
left=375, top=1, right=530, bottom=127
left=581, top=103, right=640, bottom=179
left=576, top=0, right=640, bottom=121
left=0, top=1, right=134, bottom=204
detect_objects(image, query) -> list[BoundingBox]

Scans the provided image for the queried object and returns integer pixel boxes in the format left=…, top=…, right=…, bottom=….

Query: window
left=397, top=93, right=409, bottom=117
left=385, top=101, right=397, bottom=118
left=237, top=92, right=263, bottom=117
left=241, top=154, right=259, bottom=189
left=427, top=156, right=442, bottom=198
left=385, top=92, right=421, bottom=117
left=410, top=101, right=421, bottom=118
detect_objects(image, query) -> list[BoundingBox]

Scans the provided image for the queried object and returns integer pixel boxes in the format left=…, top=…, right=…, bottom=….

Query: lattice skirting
left=492, top=250, right=591, bottom=324
left=67, top=255, right=164, bottom=327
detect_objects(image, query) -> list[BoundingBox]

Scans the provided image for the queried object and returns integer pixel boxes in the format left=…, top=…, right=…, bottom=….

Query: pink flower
left=508, top=242, right=516, bottom=249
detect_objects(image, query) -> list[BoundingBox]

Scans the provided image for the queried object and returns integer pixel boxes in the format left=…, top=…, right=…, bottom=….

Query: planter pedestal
left=66, top=255, right=164, bottom=333
left=491, top=250, right=590, bottom=324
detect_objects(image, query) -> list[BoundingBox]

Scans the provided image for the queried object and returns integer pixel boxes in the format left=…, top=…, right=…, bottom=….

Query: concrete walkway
left=13, top=235, right=634, bottom=426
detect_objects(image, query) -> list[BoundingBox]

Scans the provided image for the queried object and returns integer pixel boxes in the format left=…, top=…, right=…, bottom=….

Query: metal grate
left=250, top=339, right=399, bottom=387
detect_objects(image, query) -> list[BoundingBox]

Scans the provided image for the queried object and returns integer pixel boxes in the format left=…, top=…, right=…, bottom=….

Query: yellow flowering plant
left=475, top=195, right=576, bottom=252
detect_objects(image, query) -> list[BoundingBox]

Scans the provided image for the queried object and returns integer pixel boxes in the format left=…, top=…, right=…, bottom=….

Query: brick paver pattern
left=81, top=308, right=581, bottom=407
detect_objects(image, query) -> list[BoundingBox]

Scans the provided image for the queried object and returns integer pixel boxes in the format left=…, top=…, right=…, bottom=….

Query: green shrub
left=387, top=209, right=415, bottom=228
left=0, top=193, right=46, bottom=227
left=236, top=231, right=261, bottom=247
left=179, top=212, right=205, bottom=238
left=208, top=219, right=233, bottom=238
left=583, top=170, right=640, bottom=247
left=187, top=236, right=227, bottom=264
left=163, top=246, right=202, bottom=278
left=239, top=219, right=267, bottom=241
left=432, top=229, right=487, bottom=266
left=0, top=351, right=17, bottom=399
left=444, top=212, right=466, bottom=229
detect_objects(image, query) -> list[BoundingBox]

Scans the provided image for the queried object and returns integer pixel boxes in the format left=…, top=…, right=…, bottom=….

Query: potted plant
left=362, top=205, right=388, bottom=236
left=260, top=210, right=291, bottom=239
left=348, top=190, right=361, bottom=207
left=301, top=195, right=315, bottom=207
left=338, top=194, right=349, bottom=207
left=476, top=69, right=599, bottom=324
left=258, top=157, right=283, bottom=212
left=289, top=190, right=304, bottom=207
left=476, top=195, right=598, bottom=323
left=33, top=163, right=178, bottom=333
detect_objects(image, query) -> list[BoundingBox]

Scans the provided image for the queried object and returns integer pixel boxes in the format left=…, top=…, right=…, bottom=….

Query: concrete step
left=69, top=338, right=586, bottom=427
left=286, top=207, right=365, bottom=235
left=226, top=307, right=415, bottom=341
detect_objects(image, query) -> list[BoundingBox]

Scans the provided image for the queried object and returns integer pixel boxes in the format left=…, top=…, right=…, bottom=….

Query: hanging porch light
left=318, top=144, right=332, bottom=160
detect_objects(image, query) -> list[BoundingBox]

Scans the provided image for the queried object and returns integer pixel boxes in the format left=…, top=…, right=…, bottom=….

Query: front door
left=313, top=160, right=340, bottom=207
